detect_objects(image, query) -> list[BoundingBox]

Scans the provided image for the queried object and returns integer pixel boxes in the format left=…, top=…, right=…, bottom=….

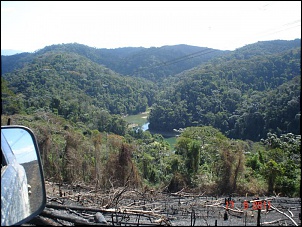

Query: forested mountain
left=1, top=43, right=227, bottom=82
left=222, top=39, right=301, bottom=60
left=3, top=39, right=299, bottom=80
left=1, top=52, right=32, bottom=75
left=149, top=46, right=301, bottom=141
left=1, top=39, right=301, bottom=196
left=1, top=51, right=157, bottom=135
left=1, top=40, right=301, bottom=140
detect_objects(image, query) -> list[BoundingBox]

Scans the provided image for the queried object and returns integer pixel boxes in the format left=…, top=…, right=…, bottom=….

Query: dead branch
left=46, top=203, right=106, bottom=212
left=270, top=204, right=298, bottom=226
left=288, top=208, right=294, bottom=217
left=261, top=218, right=287, bottom=225
left=104, top=185, right=129, bottom=208
left=170, top=187, right=187, bottom=196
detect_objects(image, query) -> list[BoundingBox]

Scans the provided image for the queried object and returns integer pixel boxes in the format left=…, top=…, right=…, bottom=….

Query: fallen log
left=27, top=214, right=63, bottom=226
left=40, top=210, right=107, bottom=226
left=46, top=203, right=108, bottom=212
left=45, top=203, right=172, bottom=225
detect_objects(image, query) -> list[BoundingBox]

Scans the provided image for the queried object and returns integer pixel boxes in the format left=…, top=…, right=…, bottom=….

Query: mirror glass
left=1, top=126, right=46, bottom=226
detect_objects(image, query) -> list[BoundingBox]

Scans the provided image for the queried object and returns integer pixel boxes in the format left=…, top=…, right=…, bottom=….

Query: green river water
left=123, top=111, right=178, bottom=150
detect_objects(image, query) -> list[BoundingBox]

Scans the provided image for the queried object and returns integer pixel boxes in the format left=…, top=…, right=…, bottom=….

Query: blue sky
left=1, top=1, right=301, bottom=52
left=2, top=128, right=38, bottom=164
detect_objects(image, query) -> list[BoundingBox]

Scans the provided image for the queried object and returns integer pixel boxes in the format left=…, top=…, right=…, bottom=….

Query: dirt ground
left=32, top=181, right=301, bottom=226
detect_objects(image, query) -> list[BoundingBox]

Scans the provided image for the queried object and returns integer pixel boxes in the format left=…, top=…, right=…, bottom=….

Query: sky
left=1, top=1, right=301, bottom=53
left=2, top=128, right=38, bottom=164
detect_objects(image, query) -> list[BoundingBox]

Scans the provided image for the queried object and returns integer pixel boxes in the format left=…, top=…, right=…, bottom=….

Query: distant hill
left=1, top=43, right=228, bottom=81
left=1, top=49, right=25, bottom=56
left=223, top=39, right=301, bottom=60
left=149, top=43, right=301, bottom=140
left=2, top=40, right=300, bottom=81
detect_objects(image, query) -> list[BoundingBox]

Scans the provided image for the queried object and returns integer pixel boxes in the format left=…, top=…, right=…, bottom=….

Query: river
left=123, top=111, right=178, bottom=150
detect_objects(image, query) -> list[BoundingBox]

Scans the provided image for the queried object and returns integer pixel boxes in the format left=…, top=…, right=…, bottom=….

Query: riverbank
left=123, top=110, right=179, bottom=149
left=123, top=110, right=150, bottom=127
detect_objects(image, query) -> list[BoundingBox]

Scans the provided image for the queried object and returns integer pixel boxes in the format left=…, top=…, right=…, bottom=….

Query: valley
left=1, top=39, right=301, bottom=198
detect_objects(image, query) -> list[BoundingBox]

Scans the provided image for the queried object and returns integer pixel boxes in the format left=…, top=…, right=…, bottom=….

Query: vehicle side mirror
left=1, top=125, right=46, bottom=226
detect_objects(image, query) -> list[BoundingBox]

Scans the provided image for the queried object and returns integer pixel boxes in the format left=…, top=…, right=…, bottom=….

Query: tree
left=186, top=140, right=201, bottom=176
left=262, top=159, right=282, bottom=195
left=260, top=133, right=301, bottom=196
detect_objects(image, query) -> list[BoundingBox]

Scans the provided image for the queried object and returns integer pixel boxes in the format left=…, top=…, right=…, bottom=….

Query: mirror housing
left=1, top=125, right=46, bottom=226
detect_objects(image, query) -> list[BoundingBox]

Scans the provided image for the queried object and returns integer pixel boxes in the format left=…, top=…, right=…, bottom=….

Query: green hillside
left=1, top=50, right=157, bottom=135
left=1, top=40, right=300, bottom=196
left=1, top=43, right=228, bottom=82
left=149, top=45, right=301, bottom=141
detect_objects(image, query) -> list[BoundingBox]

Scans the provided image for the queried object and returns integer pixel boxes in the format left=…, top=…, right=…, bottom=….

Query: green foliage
left=246, top=153, right=261, bottom=171
left=1, top=77, right=25, bottom=114
left=2, top=51, right=157, bottom=135
left=2, top=41, right=300, bottom=141
left=2, top=113, right=299, bottom=196
left=175, top=126, right=228, bottom=187
left=149, top=46, right=301, bottom=141
left=1, top=40, right=300, bottom=196
left=260, top=133, right=301, bottom=196
left=172, top=126, right=300, bottom=196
